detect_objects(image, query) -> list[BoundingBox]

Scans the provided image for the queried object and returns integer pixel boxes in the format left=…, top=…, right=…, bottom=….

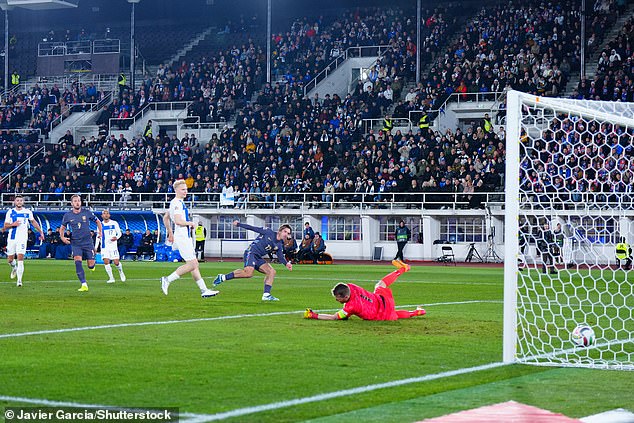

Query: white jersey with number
left=4, top=207, right=34, bottom=255
left=101, top=219, right=122, bottom=260
left=168, top=197, right=195, bottom=261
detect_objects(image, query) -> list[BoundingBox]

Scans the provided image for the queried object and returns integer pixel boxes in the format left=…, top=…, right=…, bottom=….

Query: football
left=571, top=325, right=595, bottom=347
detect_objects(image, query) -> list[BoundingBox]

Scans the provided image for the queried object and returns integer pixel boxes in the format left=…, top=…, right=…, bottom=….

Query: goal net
left=504, top=90, right=634, bottom=370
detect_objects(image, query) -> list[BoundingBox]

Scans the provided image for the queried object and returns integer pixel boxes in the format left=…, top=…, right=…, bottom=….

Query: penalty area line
left=0, top=300, right=502, bottom=340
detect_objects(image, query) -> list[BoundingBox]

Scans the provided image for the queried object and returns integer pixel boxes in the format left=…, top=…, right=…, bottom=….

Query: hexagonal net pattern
left=504, top=91, right=634, bottom=370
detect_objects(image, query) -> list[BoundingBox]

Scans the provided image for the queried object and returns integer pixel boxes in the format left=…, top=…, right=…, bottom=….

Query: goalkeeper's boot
left=414, top=306, right=426, bottom=317
left=262, top=293, right=280, bottom=301
left=160, top=277, right=170, bottom=295
left=212, top=274, right=226, bottom=287
left=78, top=284, right=89, bottom=292
left=392, top=259, right=411, bottom=272
left=201, top=288, right=219, bottom=298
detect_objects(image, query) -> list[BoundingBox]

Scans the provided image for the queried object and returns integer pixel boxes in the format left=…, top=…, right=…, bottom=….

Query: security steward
left=195, top=222, right=207, bottom=261
left=616, top=237, right=632, bottom=270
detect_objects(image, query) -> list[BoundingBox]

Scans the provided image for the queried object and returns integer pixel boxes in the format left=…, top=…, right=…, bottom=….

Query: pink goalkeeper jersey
left=341, top=283, right=386, bottom=320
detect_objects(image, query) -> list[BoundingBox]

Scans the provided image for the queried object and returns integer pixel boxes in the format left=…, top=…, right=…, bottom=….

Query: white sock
left=8, top=260, right=15, bottom=268
left=167, top=272, right=180, bottom=283
left=195, top=279, right=208, bottom=291
left=16, top=261, right=24, bottom=283
left=116, top=263, right=124, bottom=272
left=104, top=264, right=114, bottom=280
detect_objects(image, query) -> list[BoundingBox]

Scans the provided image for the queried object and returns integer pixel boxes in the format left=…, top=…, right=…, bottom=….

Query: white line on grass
left=190, top=362, right=509, bottom=422
left=0, top=277, right=500, bottom=286
left=0, top=361, right=508, bottom=422
left=0, top=395, right=210, bottom=421
left=0, top=300, right=502, bottom=340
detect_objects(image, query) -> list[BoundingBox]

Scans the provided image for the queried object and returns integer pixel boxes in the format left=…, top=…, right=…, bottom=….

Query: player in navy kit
left=60, top=194, right=103, bottom=292
left=213, top=220, right=292, bottom=301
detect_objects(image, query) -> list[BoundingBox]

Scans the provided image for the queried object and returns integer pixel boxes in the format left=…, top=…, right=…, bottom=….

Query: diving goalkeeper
left=303, top=260, right=426, bottom=321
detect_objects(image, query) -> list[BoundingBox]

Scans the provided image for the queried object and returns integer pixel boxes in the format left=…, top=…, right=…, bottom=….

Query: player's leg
left=7, top=240, right=17, bottom=279
left=258, top=262, right=279, bottom=301
left=15, top=253, right=25, bottom=287
left=396, top=308, right=426, bottom=319
left=380, top=259, right=410, bottom=288
left=213, top=250, right=256, bottom=286
left=111, top=248, right=125, bottom=281
left=73, top=247, right=88, bottom=291
left=103, top=256, right=116, bottom=283
left=162, top=238, right=217, bottom=297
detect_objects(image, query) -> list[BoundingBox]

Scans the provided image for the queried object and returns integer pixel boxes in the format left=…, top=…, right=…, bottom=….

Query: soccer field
left=1, top=261, right=632, bottom=422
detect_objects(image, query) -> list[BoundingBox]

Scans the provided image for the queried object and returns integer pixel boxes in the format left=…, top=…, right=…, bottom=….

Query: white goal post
left=504, top=90, right=634, bottom=370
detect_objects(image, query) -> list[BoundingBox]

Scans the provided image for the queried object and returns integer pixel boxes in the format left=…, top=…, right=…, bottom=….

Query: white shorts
left=6, top=239, right=27, bottom=256
left=172, top=235, right=196, bottom=261
left=101, top=247, right=120, bottom=260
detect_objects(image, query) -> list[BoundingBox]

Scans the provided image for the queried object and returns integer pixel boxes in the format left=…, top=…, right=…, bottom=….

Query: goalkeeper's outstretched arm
left=304, top=308, right=347, bottom=320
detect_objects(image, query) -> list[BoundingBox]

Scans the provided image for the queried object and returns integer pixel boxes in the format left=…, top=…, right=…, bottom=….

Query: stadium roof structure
left=0, top=0, right=78, bottom=10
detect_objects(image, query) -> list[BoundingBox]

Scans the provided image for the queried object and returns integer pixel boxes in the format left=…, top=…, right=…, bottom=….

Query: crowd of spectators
left=3, top=1, right=632, bottom=210
left=575, top=13, right=633, bottom=101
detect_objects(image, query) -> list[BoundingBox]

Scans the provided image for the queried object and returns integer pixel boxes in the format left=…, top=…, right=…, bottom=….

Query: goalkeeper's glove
left=304, top=308, right=318, bottom=319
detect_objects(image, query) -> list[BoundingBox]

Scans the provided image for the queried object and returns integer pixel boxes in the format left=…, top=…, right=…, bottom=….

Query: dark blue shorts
left=243, top=250, right=266, bottom=271
left=72, top=243, right=96, bottom=261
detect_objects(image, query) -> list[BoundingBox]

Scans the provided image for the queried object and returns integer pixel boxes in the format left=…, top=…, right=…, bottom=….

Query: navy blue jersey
left=61, top=209, right=98, bottom=246
left=239, top=222, right=287, bottom=265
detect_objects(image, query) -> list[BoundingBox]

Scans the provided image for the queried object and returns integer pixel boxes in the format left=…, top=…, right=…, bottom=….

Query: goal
left=504, top=90, right=634, bottom=370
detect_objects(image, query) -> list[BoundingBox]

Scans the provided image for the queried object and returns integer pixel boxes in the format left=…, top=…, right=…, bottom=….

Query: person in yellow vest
left=418, top=113, right=429, bottom=131
left=144, top=120, right=153, bottom=138
left=382, top=115, right=393, bottom=135
left=118, top=72, right=127, bottom=97
left=615, top=237, right=632, bottom=270
left=195, top=222, right=207, bottom=261
left=10, top=70, right=20, bottom=87
left=483, top=113, right=493, bottom=133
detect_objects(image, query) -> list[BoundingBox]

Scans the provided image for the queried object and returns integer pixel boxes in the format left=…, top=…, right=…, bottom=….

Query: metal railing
left=361, top=117, right=413, bottom=134
left=0, top=145, right=46, bottom=188
left=0, top=191, right=506, bottom=211
left=108, top=101, right=192, bottom=134
left=302, top=45, right=391, bottom=96
left=178, top=120, right=226, bottom=139
left=48, top=91, right=113, bottom=136
left=38, top=40, right=120, bottom=57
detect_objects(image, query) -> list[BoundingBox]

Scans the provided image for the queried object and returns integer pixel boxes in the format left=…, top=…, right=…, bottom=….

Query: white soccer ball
left=571, top=324, right=595, bottom=347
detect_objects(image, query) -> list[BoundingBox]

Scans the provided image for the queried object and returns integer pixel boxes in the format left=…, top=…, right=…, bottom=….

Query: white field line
left=0, top=300, right=503, bottom=340
left=0, top=277, right=500, bottom=286
left=0, top=361, right=509, bottom=422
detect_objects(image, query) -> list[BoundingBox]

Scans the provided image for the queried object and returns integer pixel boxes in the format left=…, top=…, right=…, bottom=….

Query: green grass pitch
left=0, top=260, right=632, bottom=422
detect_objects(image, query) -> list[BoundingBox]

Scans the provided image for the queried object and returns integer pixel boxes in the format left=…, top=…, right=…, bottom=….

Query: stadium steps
left=562, top=3, right=634, bottom=96
left=166, top=26, right=216, bottom=68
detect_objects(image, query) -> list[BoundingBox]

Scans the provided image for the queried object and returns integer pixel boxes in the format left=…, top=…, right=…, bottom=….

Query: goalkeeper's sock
left=226, top=272, right=235, bottom=281
left=167, top=272, right=180, bottom=283
left=381, top=268, right=405, bottom=287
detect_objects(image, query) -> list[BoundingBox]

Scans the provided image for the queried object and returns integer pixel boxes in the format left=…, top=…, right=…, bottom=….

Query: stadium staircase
left=165, top=26, right=216, bottom=68
left=562, top=3, right=634, bottom=96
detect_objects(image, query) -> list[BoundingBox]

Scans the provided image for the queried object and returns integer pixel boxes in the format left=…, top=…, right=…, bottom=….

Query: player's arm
left=3, top=213, right=18, bottom=230
left=163, top=212, right=174, bottom=243
left=172, top=211, right=193, bottom=228
left=304, top=309, right=348, bottom=320
left=59, top=224, right=70, bottom=244
left=29, top=217, right=45, bottom=242
left=95, top=218, right=103, bottom=240
left=233, top=220, right=266, bottom=234
left=276, top=241, right=292, bottom=270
